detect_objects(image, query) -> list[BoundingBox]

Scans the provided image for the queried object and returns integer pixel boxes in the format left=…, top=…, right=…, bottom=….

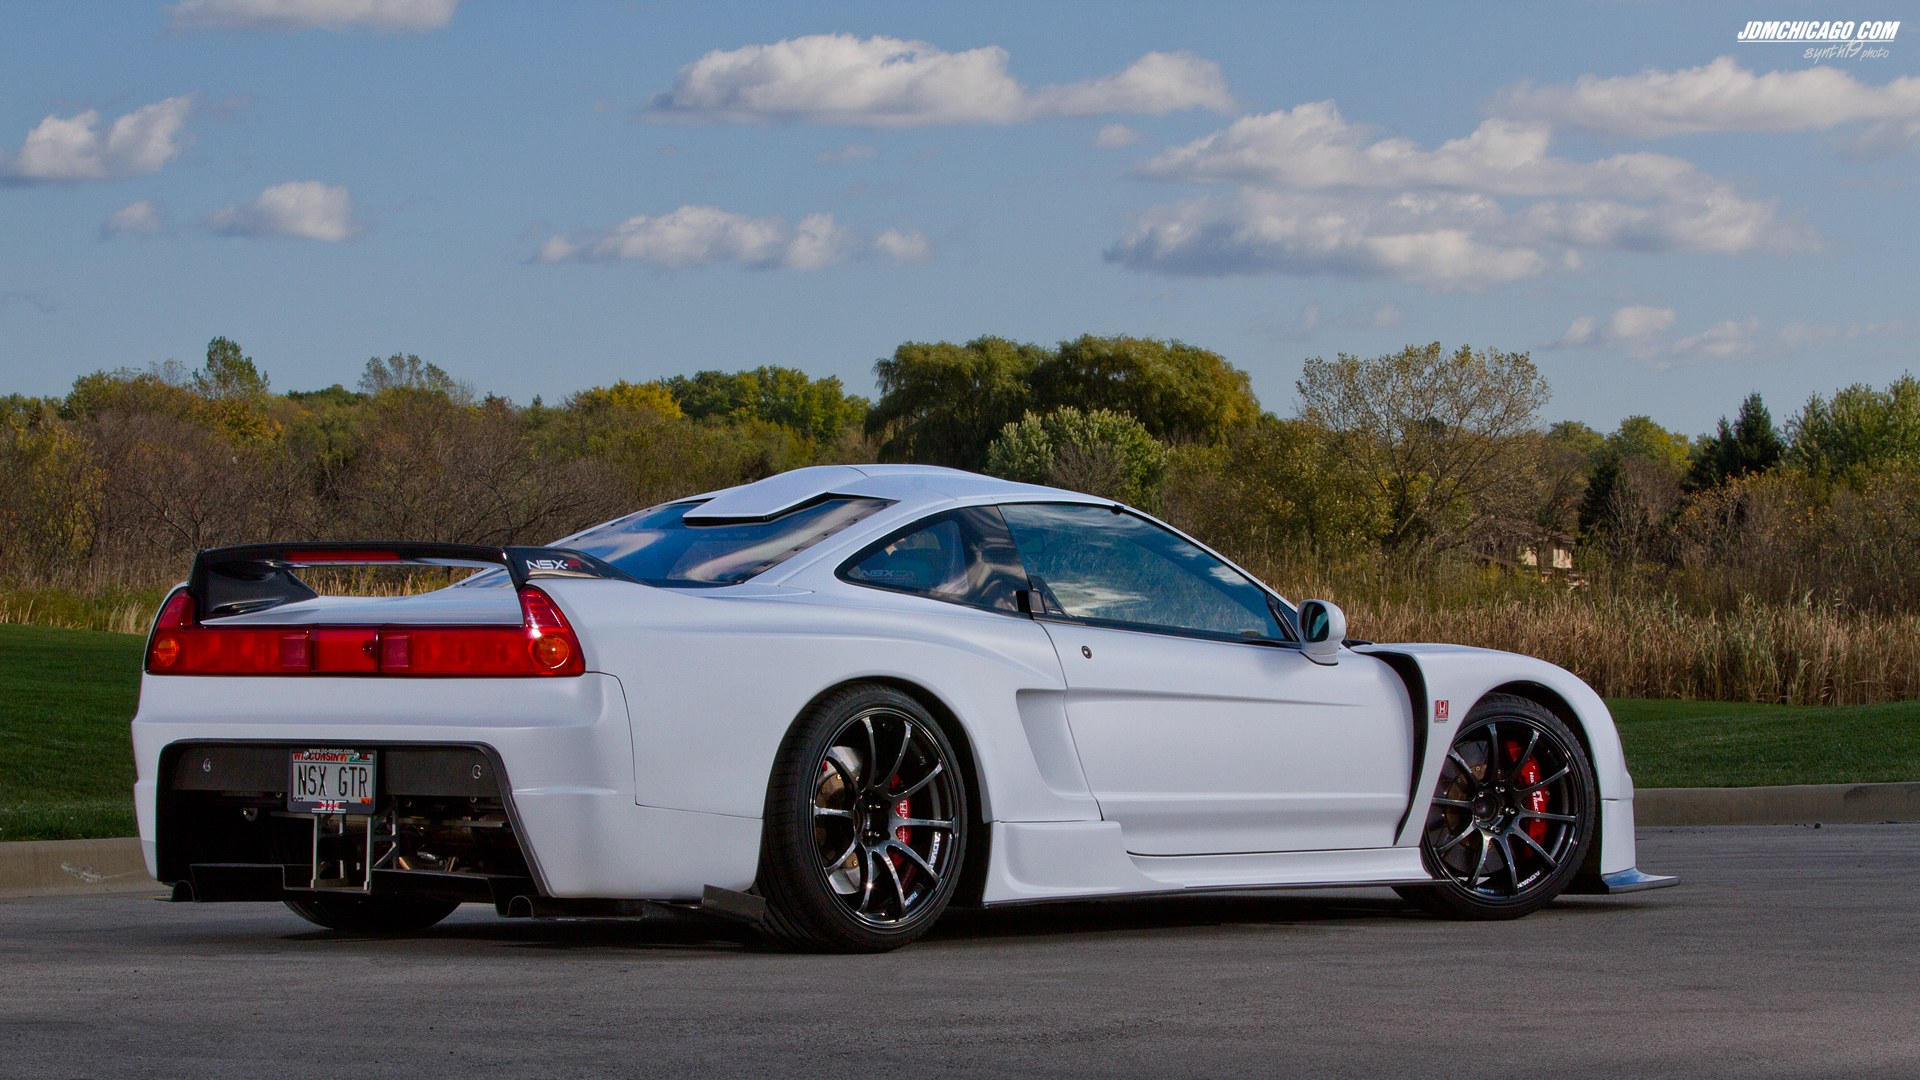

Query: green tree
left=1787, top=374, right=1920, bottom=478
left=985, top=406, right=1167, bottom=505
left=1578, top=416, right=1691, bottom=545
left=867, top=336, right=1046, bottom=469
left=193, top=337, right=269, bottom=399
left=1546, top=420, right=1604, bottom=461
left=1533, top=421, right=1604, bottom=537
left=1686, top=392, right=1783, bottom=491
left=1031, top=335, right=1259, bottom=445
left=1295, top=343, right=1549, bottom=550
left=1160, top=415, right=1382, bottom=563
left=657, top=366, right=867, bottom=444
left=358, top=353, right=463, bottom=399
left=567, top=380, right=683, bottom=419
left=1607, top=415, right=1692, bottom=472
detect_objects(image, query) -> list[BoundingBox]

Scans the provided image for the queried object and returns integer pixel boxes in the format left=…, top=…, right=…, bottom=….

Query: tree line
left=5, top=332, right=1920, bottom=618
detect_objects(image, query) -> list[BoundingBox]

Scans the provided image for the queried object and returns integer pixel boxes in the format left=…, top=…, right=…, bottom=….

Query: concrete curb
left=1636, top=782, right=1920, bottom=826
left=0, top=838, right=160, bottom=899
left=3, top=783, right=1916, bottom=898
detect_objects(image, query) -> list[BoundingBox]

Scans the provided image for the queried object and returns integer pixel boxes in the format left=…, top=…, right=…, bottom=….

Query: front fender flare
left=1353, top=643, right=1638, bottom=877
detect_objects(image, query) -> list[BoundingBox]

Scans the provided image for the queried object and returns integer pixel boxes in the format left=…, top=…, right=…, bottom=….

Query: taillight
left=520, top=587, right=581, bottom=672
left=146, top=591, right=193, bottom=671
left=144, top=586, right=584, bottom=677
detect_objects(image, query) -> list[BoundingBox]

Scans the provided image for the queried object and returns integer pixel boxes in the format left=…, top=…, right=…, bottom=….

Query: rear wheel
left=284, top=894, right=460, bottom=933
left=756, top=685, right=968, bottom=953
left=1394, top=694, right=1596, bottom=920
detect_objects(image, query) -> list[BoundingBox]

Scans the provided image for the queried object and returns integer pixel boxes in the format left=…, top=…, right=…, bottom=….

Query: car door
left=999, top=503, right=1413, bottom=856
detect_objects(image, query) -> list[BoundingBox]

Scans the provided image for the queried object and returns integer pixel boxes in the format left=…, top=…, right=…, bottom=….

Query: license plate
left=289, top=749, right=377, bottom=814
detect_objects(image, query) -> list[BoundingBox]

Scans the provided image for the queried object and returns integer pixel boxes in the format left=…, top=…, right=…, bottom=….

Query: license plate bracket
left=288, top=749, right=378, bottom=815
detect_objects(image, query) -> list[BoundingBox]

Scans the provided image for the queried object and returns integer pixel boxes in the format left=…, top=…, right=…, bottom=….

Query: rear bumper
left=131, top=673, right=762, bottom=901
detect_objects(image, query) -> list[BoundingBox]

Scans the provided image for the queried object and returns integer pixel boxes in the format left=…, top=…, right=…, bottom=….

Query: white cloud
left=0, top=96, right=195, bottom=183
left=166, top=0, right=458, bottom=32
left=873, top=227, right=933, bottom=264
left=1028, top=50, right=1235, bottom=117
left=101, top=199, right=169, bottom=239
left=534, top=205, right=929, bottom=270
left=1609, top=304, right=1677, bottom=344
left=1556, top=306, right=1676, bottom=357
left=1491, top=57, right=1920, bottom=142
left=1094, top=123, right=1146, bottom=148
left=1136, top=103, right=1730, bottom=199
left=1343, top=300, right=1404, bottom=329
left=816, top=143, right=879, bottom=164
left=201, top=181, right=362, bottom=241
left=1107, top=188, right=1551, bottom=288
left=1667, top=318, right=1762, bottom=363
left=1556, top=307, right=1916, bottom=367
left=1559, top=315, right=1599, bottom=347
left=1110, top=99, right=1815, bottom=287
left=642, top=35, right=1232, bottom=127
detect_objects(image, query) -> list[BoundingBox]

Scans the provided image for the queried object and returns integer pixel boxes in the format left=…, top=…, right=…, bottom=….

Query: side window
left=839, top=506, right=1029, bottom=613
left=999, top=503, right=1287, bottom=640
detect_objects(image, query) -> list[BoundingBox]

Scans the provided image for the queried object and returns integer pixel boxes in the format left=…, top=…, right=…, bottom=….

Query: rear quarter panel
left=543, top=577, right=1099, bottom=827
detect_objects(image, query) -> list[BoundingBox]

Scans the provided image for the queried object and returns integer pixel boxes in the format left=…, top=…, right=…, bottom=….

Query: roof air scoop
left=681, top=465, right=870, bottom=523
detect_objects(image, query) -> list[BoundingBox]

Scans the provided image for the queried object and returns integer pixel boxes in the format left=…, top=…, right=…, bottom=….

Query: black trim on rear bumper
left=156, top=739, right=553, bottom=902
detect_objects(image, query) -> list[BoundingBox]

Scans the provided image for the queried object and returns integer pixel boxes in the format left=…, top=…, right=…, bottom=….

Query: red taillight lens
left=379, top=632, right=411, bottom=672
left=519, top=587, right=584, bottom=675
left=150, top=632, right=182, bottom=670
left=146, top=592, right=193, bottom=672
left=312, top=628, right=378, bottom=672
left=145, top=586, right=584, bottom=677
left=531, top=634, right=573, bottom=670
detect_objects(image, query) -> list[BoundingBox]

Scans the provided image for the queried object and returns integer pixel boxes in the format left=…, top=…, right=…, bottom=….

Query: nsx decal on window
left=524, top=558, right=583, bottom=572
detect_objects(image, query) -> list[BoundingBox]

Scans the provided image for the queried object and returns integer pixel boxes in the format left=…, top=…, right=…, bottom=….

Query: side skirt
left=979, top=820, right=1432, bottom=905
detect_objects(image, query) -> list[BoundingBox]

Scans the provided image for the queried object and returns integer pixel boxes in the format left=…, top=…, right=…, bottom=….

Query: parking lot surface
left=2, top=824, right=1916, bottom=1079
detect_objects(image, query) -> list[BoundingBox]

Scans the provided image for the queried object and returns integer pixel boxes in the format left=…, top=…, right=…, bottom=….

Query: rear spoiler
left=187, top=542, right=631, bottom=619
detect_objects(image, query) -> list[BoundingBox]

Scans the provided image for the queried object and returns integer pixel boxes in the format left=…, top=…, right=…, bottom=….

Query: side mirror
left=1298, top=599, right=1347, bottom=666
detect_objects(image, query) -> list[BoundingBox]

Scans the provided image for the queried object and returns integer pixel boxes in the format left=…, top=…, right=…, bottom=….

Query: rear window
left=564, top=497, right=892, bottom=587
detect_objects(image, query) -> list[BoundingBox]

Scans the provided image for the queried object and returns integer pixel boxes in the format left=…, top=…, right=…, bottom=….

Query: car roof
left=683, top=464, right=1092, bottom=521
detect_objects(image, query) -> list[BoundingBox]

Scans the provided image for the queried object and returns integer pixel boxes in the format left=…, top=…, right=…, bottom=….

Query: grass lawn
left=1608, top=697, right=1920, bottom=789
left=0, top=623, right=144, bottom=841
left=1, top=623, right=1916, bottom=841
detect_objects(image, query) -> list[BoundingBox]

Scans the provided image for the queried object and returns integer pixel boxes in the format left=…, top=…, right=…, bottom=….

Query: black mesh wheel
left=1394, top=694, right=1597, bottom=920
left=756, top=684, right=968, bottom=953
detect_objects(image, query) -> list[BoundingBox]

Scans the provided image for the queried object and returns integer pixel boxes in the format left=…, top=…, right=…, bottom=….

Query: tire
left=756, top=684, right=969, bottom=953
left=1394, top=694, right=1597, bottom=920
left=284, top=894, right=460, bottom=933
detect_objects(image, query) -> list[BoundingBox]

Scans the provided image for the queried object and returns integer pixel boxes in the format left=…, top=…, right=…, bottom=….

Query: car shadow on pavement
left=267, top=889, right=1645, bottom=953
left=274, top=891, right=1423, bottom=952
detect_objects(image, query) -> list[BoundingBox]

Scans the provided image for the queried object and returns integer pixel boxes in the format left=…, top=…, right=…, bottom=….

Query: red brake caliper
left=1507, top=741, right=1549, bottom=843
left=889, top=776, right=912, bottom=876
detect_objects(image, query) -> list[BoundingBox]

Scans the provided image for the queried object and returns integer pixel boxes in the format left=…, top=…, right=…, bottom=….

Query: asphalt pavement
left=3, top=824, right=1916, bottom=1079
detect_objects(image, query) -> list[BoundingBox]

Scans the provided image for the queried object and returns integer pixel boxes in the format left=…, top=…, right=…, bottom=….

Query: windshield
left=563, top=497, right=892, bottom=587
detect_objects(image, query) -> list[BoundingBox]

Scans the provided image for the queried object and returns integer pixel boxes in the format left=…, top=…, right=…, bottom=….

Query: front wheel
left=756, top=685, right=969, bottom=953
left=1394, top=694, right=1597, bottom=920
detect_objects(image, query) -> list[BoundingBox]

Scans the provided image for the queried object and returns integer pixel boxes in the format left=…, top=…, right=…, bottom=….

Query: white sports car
left=132, top=464, right=1674, bottom=951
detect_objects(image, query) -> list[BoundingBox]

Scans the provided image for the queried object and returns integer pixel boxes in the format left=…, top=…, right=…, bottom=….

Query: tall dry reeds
left=1343, top=592, right=1920, bottom=706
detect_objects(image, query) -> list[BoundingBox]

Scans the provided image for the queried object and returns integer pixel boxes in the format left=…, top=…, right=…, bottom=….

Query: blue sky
left=3, top=1, right=1916, bottom=435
